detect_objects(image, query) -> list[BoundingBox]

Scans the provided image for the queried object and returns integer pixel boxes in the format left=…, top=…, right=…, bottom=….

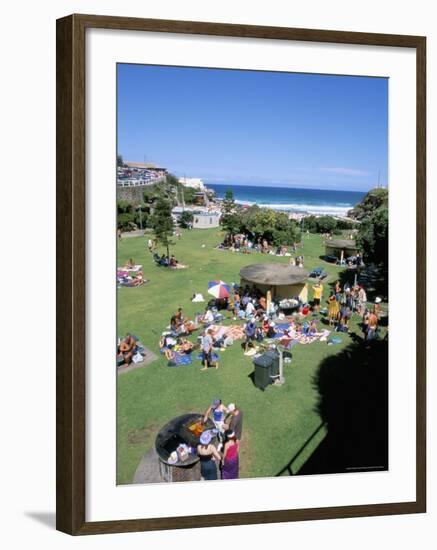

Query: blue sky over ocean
left=117, top=64, right=388, bottom=192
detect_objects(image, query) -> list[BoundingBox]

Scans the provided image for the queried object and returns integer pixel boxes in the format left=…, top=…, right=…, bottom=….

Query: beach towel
left=167, top=352, right=193, bottom=367
left=196, top=352, right=220, bottom=363
left=117, top=265, right=142, bottom=273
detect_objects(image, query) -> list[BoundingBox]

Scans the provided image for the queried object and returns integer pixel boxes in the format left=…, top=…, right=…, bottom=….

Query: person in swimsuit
left=367, top=311, right=379, bottom=341
left=203, top=399, right=228, bottom=442
left=117, top=333, right=136, bottom=366
left=197, top=431, right=221, bottom=480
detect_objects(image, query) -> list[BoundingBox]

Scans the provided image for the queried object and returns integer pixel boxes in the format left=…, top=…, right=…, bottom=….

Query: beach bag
left=132, top=352, right=144, bottom=364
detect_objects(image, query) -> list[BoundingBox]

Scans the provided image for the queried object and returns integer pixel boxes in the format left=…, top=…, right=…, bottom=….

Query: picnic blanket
left=207, top=324, right=245, bottom=341
left=167, top=352, right=193, bottom=367
left=269, top=323, right=331, bottom=345
left=117, top=277, right=145, bottom=287
left=196, top=352, right=220, bottom=363
left=117, top=265, right=142, bottom=273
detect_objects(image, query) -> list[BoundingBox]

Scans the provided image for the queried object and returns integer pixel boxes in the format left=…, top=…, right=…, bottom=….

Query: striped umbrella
left=207, top=280, right=230, bottom=299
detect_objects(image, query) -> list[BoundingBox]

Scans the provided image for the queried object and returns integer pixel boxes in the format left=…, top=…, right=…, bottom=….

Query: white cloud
left=320, top=167, right=371, bottom=177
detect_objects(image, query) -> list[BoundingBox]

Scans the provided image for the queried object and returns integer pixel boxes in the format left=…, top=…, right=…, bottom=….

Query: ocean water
left=207, top=183, right=366, bottom=217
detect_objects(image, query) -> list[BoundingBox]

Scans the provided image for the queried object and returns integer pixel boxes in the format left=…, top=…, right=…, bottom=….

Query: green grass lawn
left=116, top=229, right=379, bottom=484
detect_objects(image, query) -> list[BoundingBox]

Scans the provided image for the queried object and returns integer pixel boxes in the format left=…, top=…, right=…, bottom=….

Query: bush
left=117, top=213, right=137, bottom=231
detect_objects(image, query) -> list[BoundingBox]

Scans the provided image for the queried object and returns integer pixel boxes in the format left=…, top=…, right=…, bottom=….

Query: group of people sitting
left=152, top=252, right=186, bottom=269
left=159, top=333, right=195, bottom=361
left=117, top=259, right=146, bottom=287
left=218, top=234, right=301, bottom=257
left=243, top=315, right=322, bottom=353
left=197, top=399, right=244, bottom=480
left=169, top=307, right=199, bottom=335
left=289, top=255, right=305, bottom=267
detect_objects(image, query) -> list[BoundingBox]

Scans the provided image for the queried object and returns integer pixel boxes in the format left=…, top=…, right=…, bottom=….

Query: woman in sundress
left=221, top=430, right=240, bottom=480
left=327, top=291, right=340, bottom=326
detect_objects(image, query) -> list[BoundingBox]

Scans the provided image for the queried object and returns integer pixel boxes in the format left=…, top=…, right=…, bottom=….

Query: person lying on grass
left=132, top=270, right=144, bottom=286
left=176, top=337, right=194, bottom=354
left=159, top=334, right=177, bottom=361
left=168, top=254, right=188, bottom=269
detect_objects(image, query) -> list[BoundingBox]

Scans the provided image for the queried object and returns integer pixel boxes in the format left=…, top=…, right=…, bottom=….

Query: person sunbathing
left=177, top=337, right=194, bottom=354
left=184, top=319, right=198, bottom=334
left=309, top=319, right=318, bottom=335
left=118, top=334, right=136, bottom=366
left=266, top=321, right=277, bottom=339
left=132, top=270, right=144, bottom=286
left=199, top=307, right=215, bottom=325
left=124, top=258, right=135, bottom=269
left=164, top=347, right=175, bottom=361
left=159, top=335, right=176, bottom=360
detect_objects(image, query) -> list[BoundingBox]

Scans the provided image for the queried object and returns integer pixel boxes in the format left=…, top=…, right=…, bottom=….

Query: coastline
left=206, top=182, right=364, bottom=220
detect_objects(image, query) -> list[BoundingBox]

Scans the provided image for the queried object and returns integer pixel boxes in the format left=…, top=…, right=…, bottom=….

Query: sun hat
left=200, top=431, right=212, bottom=445
left=227, top=403, right=236, bottom=412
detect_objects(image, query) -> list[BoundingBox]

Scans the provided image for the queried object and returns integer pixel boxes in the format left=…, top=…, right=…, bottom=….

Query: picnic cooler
left=253, top=350, right=280, bottom=390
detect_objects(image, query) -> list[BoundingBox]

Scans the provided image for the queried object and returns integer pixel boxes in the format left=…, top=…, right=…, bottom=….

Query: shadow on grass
left=276, top=334, right=388, bottom=476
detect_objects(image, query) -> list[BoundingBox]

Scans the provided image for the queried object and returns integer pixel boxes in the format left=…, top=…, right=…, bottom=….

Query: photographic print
left=116, top=64, right=389, bottom=485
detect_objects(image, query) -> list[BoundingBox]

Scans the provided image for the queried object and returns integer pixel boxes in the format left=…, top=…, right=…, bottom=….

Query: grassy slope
left=116, top=229, right=368, bottom=484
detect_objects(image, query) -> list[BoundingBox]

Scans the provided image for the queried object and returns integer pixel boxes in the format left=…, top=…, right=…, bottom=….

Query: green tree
left=117, top=213, right=136, bottom=231
left=357, top=207, right=388, bottom=268
left=221, top=188, right=241, bottom=236
left=315, top=216, right=337, bottom=233
left=348, top=188, right=388, bottom=220
left=149, top=198, right=175, bottom=258
left=179, top=210, right=194, bottom=228
left=117, top=154, right=125, bottom=167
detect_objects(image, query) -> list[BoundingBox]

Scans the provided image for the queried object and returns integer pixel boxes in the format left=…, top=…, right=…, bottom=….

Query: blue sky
left=117, top=64, right=388, bottom=191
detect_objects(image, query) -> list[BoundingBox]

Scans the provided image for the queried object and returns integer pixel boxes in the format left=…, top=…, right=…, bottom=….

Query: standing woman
left=334, top=280, right=342, bottom=301
left=197, top=431, right=221, bottom=481
left=327, top=291, right=340, bottom=327
left=221, top=430, right=240, bottom=480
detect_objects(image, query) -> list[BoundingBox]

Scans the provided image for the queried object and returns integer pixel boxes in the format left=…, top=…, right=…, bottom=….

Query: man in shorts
left=200, top=328, right=218, bottom=370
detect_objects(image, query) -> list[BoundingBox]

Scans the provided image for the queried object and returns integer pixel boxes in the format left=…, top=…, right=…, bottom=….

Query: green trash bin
left=253, top=351, right=279, bottom=390
left=265, top=350, right=280, bottom=379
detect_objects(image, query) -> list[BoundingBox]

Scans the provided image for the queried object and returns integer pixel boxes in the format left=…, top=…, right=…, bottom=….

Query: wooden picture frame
left=56, top=13, right=426, bottom=535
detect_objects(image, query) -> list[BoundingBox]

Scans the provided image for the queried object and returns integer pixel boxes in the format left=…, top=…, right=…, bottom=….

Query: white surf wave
left=234, top=199, right=352, bottom=217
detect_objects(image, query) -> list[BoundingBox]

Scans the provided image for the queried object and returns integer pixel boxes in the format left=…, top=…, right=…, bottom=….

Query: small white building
left=171, top=207, right=221, bottom=229
left=192, top=211, right=221, bottom=229
left=178, top=177, right=205, bottom=190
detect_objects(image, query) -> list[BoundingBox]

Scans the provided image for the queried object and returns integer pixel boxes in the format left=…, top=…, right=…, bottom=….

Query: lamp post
left=137, top=205, right=143, bottom=231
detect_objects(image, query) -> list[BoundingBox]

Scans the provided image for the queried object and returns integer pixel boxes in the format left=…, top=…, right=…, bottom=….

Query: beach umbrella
left=208, top=280, right=230, bottom=299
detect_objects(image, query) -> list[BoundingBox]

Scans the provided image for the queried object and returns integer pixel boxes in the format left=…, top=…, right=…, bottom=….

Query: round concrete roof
left=325, top=239, right=358, bottom=249
left=240, top=263, right=309, bottom=286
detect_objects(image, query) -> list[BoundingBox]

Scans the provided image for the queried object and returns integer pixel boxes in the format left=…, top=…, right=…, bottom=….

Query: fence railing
left=117, top=175, right=166, bottom=187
